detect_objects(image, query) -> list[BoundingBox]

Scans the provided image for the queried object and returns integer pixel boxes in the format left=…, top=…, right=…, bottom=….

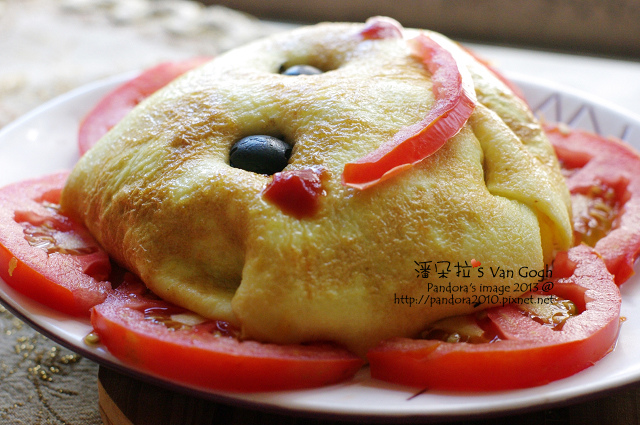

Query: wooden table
left=97, top=366, right=640, bottom=425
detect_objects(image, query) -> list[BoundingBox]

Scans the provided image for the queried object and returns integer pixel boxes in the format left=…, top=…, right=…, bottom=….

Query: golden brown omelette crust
left=61, top=22, right=572, bottom=356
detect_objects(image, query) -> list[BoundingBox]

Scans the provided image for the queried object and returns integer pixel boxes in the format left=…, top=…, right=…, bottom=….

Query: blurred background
left=3, top=0, right=640, bottom=130
left=208, top=0, right=640, bottom=58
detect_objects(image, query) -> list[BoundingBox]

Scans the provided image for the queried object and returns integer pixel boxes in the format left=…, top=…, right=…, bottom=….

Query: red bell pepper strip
left=342, top=34, right=476, bottom=190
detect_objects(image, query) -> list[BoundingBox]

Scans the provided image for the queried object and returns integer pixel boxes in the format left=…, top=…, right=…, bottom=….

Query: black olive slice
left=229, top=135, right=292, bottom=175
left=280, top=65, right=323, bottom=76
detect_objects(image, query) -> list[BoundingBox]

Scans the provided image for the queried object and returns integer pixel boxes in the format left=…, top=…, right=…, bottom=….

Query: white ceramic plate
left=1, top=72, right=640, bottom=421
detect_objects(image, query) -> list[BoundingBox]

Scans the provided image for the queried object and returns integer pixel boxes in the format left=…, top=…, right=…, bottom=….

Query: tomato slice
left=91, top=277, right=364, bottom=392
left=546, top=124, right=640, bottom=285
left=0, top=172, right=112, bottom=316
left=367, top=245, right=621, bottom=391
left=78, top=57, right=211, bottom=155
left=342, top=33, right=476, bottom=190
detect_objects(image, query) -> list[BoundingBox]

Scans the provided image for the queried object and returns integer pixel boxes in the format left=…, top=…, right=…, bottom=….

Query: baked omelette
left=61, top=19, right=572, bottom=356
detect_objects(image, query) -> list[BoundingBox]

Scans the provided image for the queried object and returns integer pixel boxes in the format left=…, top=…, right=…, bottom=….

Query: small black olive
left=281, top=65, right=323, bottom=76
left=229, top=135, right=292, bottom=175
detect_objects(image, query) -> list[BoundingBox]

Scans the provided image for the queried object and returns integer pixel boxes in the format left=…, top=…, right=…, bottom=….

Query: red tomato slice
left=367, top=245, right=621, bottom=391
left=0, top=172, right=112, bottom=316
left=78, top=57, right=211, bottom=155
left=546, top=124, right=640, bottom=285
left=342, top=33, right=476, bottom=190
left=91, top=277, right=364, bottom=392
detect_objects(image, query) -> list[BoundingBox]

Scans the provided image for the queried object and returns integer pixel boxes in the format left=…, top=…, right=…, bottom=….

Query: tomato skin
left=367, top=245, right=621, bottom=391
left=91, top=279, right=364, bottom=392
left=0, top=172, right=112, bottom=316
left=78, top=57, right=211, bottom=155
left=546, top=124, right=640, bottom=285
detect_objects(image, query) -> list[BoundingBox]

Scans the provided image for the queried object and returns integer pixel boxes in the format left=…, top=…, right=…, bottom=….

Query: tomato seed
left=572, top=184, right=620, bottom=247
